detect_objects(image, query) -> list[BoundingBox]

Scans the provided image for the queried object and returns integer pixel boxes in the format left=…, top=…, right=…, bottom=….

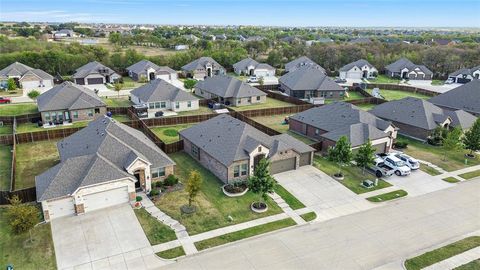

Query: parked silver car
left=395, top=153, right=420, bottom=170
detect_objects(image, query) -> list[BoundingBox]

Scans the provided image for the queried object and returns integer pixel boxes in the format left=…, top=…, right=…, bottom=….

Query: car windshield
left=395, top=160, right=406, bottom=167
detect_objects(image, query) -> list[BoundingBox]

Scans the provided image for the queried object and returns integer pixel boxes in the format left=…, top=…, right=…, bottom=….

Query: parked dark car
left=154, top=111, right=164, bottom=117
left=0, top=97, right=12, bottom=104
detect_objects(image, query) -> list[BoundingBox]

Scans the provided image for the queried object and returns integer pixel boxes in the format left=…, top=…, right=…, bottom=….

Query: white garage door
left=47, top=197, right=75, bottom=219
left=156, top=74, right=171, bottom=81
left=83, top=186, right=129, bottom=213
left=347, top=71, right=362, bottom=79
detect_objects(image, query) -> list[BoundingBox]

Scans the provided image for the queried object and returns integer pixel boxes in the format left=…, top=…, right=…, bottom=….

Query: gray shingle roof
left=233, top=58, right=275, bottom=71
left=385, top=58, right=433, bottom=75
left=73, top=61, right=118, bottom=79
left=449, top=66, right=480, bottom=77
left=285, top=56, right=325, bottom=73
left=131, top=79, right=198, bottom=103
left=429, top=80, right=480, bottom=115
left=195, top=75, right=267, bottom=98
left=37, top=82, right=106, bottom=112
left=279, top=66, right=344, bottom=92
left=126, top=60, right=176, bottom=75
left=339, top=59, right=375, bottom=72
left=36, top=116, right=175, bottom=201
left=181, top=57, right=224, bottom=71
left=179, top=114, right=314, bottom=166
left=322, top=123, right=389, bottom=147
left=0, top=62, right=53, bottom=80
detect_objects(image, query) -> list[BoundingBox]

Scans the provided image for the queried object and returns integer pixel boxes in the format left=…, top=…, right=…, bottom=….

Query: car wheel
left=376, top=171, right=382, bottom=178
left=395, top=170, right=401, bottom=176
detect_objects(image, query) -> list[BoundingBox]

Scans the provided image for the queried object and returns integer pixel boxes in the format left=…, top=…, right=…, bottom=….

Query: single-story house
left=73, top=61, right=121, bottom=85
left=233, top=58, right=275, bottom=77
left=448, top=66, right=480, bottom=84
left=36, top=116, right=175, bottom=221
left=349, top=37, right=372, bottom=44
left=339, top=59, right=378, bottom=80
left=370, top=97, right=477, bottom=140
left=429, top=80, right=480, bottom=116
left=37, top=82, right=107, bottom=124
left=285, top=56, right=325, bottom=73
left=53, top=29, right=75, bottom=39
left=384, top=58, right=433, bottom=80
left=289, top=102, right=397, bottom=153
left=181, top=57, right=225, bottom=80
left=0, top=62, right=54, bottom=92
left=195, top=75, right=267, bottom=106
left=126, top=60, right=177, bottom=82
left=179, top=114, right=315, bottom=183
left=279, top=66, right=345, bottom=99
left=131, top=79, right=199, bottom=113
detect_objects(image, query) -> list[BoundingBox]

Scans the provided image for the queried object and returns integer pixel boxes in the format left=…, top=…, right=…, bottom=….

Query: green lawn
left=150, top=124, right=194, bottom=144
left=16, top=120, right=89, bottom=134
left=0, top=125, right=13, bottom=135
left=273, top=184, right=305, bottom=210
left=420, top=164, right=442, bottom=176
left=121, top=77, right=147, bottom=89
left=366, top=190, right=408, bottom=202
left=400, top=136, right=480, bottom=172
left=156, top=246, right=185, bottom=259
left=194, top=218, right=296, bottom=251
left=0, top=145, right=12, bottom=190
left=1, top=89, right=23, bottom=97
left=0, top=207, right=56, bottom=269
left=0, top=103, right=38, bottom=116
left=458, top=170, right=480, bottom=180
left=134, top=208, right=177, bottom=245
left=431, top=80, right=445, bottom=86
left=366, top=89, right=431, bottom=101
left=251, top=114, right=316, bottom=145
left=173, top=106, right=215, bottom=117
left=230, top=97, right=295, bottom=111
left=102, top=96, right=133, bottom=107
left=405, top=236, right=480, bottom=270
left=343, top=91, right=365, bottom=100
left=442, top=177, right=460, bottom=183
left=355, top=103, right=377, bottom=111
left=154, top=152, right=283, bottom=235
left=455, top=259, right=480, bottom=270
left=300, top=212, right=317, bottom=222
left=313, top=156, right=392, bottom=194
left=111, top=114, right=131, bottom=122
left=372, top=74, right=401, bottom=84
left=15, top=141, right=59, bottom=189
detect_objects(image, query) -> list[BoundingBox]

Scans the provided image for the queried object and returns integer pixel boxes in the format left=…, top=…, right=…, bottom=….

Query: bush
left=224, top=182, right=247, bottom=194
left=136, top=196, right=143, bottom=202
left=154, top=181, right=163, bottom=188
left=164, top=174, right=179, bottom=186
left=394, top=140, right=408, bottom=149
left=150, top=189, right=160, bottom=196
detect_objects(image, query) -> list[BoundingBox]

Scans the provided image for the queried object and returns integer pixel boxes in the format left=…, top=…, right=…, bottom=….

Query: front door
left=64, top=111, right=70, bottom=122
left=149, top=72, right=156, bottom=81
left=134, top=172, right=141, bottom=189
left=363, top=70, right=368, bottom=78
left=253, top=154, right=266, bottom=171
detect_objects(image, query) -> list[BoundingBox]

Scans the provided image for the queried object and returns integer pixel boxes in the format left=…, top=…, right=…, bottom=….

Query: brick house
left=73, top=61, right=121, bottom=85
left=285, top=56, right=325, bottom=73
left=181, top=57, right=225, bottom=80
left=384, top=58, right=433, bottom=80
left=126, top=60, right=177, bottom=82
left=0, top=61, right=54, bottom=92
left=429, top=80, right=480, bottom=116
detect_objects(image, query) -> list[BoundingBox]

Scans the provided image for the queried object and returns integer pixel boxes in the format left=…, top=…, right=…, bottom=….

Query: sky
left=0, top=0, right=479, bottom=27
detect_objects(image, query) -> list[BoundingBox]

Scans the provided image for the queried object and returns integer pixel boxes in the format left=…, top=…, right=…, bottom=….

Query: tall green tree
left=328, top=136, right=353, bottom=177
left=27, top=90, right=40, bottom=103
left=442, top=127, right=463, bottom=161
left=354, top=140, right=376, bottom=174
left=7, top=195, right=39, bottom=240
left=247, top=158, right=275, bottom=208
left=185, top=170, right=202, bottom=207
left=7, top=78, right=17, bottom=90
left=463, top=118, right=480, bottom=157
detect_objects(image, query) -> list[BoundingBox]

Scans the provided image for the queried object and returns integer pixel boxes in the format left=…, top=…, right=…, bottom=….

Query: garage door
left=372, top=142, right=387, bottom=154
left=47, top=197, right=75, bottom=219
left=83, top=186, right=129, bottom=213
left=75, top=78, right=85, bottom=85
left=457, top=78, right=471, bottom=84
left=87, top=77, right=104, bottom=85
left=270, top=158, right=296, bottom=174
left=347, top=71, right=362, bottom=79
left=299, top=152, right=311, bottom=166
left=156, top=74, right=171, bottom=81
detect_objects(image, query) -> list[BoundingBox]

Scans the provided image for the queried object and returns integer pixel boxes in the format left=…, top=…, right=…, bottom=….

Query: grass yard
left=251, top=114, right=316, bottom=145
left=313, top=155, right=392, bottom=194
left=194, top=218, right=296, bottom=251
left=15, top=140, right=59, bottom=189
left=111, top=114, right=131, bottom=122
left=134, top=208, right=177, bottom=245
left=0, top=124, right=13, bottom=135
left=16, top=120, right=89, bottom=134
left=0, top=145, right=12, bottom=190
left=355, top=103, right=377, bottom=111
left=455, top=259, right=480, bottom=270
left=154, top=152, right=283, bottom=235
left=0, top=103, right=38, bottom=116
left=372, top=74, right=401, bottom=84
left=458, top=170, right=480, bottom=180
left=343, top=91, right=365, bottom=100
left=273, top=184, right=305, bottom=210
left=150, top=124, right=194, bottom=144
left=366, top=190, right=408, bottom=202
left=400, top=136, right=480, bottom=172
left=420, top=164, right=442, bottom=176
left=431, top=80, right=445, bottom=86
left=102, top=96, right=133, bottom=107
left=300, top=212, right=317, bottom=222
left=120, top=77, right=147, bottom=89
left=156, top=246, right=185, bottom=260
left=405, top=236, right=480, bottom=270
left=0, top=207, right=57, bottom=269
left=366, top=88, right=431, bottom=101
left=1, top=89, right=23, bottom=97
left=230, top=97, right=295, bottom=111
left=174, top=106, right=215, bottom=117
left=442, top=177, right=460, bottom=183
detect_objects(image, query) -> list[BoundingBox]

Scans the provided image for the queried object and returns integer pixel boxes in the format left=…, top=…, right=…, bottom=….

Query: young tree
left=248, top=158, right=275, bottom=209
left=463, top=118, right=480, bottom=157
left=185, top=170, right=202, bottom=207
left=354, top=140, right=376, bottom=174
left=442, top=127, right=463, bottom=161
left=183, top=79, right=197, bottom=90
left=7, top=78, right=17, bottom=91
left=328, top=136, right=352, bottom=177
left=7, top=196, right=39, bottom=242
left=258, top=76, right=264, bottom=86
left=27, top=90, right=40, bottom=103
left=113, top=82, right=122, bottom=97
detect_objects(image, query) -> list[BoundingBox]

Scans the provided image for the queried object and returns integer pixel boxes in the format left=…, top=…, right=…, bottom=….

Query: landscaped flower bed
left=222, top=183, right=248, bottom=197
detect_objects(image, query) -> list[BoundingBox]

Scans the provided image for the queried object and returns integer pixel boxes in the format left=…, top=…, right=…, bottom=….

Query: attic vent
left=101, top=133, right=105, bottom=136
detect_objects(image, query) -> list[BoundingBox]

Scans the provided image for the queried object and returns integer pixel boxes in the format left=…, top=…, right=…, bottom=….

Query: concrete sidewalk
left=423, top=246, right=480, bottom=270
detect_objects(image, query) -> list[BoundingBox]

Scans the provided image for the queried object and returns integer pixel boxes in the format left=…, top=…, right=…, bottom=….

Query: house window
left=175, top=102, right=180, bottom=109
left=191, top=144, right=199, bottom=159
left=94, top=108, right=100, bottom=114
left=237, top=99, right=241, bottom=104
left=149, top=103, right=155, bottom=109
left=51, top=112, right=57, bottom=120
left=233, top=165, right=240, bottom=177
left=256, top=96, right=261, bottom=101
left=73, top=111, right=78, bottom=119
left=45, top=112, right=50, bottom=121
left=155, top=102, right=161, bottom=109
left=315, top=129, right=319, bottom=135
left=87, top=110, right=93, bottom=117
left=151, top=167, right=166, bottom=179
left=247, top=97, right=251, bottom=103
left=241, top=164, right=248, bottom=176
left=187, top=101, right=192, bottom=108
left=160, top=102, right=166, bottom=108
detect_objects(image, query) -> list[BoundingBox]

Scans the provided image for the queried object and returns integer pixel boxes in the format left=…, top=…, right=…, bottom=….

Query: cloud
left=1, top=10, right=125, bottom=23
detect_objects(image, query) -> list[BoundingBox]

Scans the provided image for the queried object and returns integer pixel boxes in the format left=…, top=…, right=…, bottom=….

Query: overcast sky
left=1, top=0, right=479, bottom=27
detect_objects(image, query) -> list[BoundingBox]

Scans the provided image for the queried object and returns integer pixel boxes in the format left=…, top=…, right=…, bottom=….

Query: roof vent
left=101, top=133, right=105, bottom=136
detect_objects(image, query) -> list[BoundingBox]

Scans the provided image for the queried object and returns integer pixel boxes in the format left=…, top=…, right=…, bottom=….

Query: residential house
left=73, top=61, right=121, bottom=85
left=448, top=66, right=480, bottom=84
left=36, top=116, right=175, bottom=221
left=279, top=66, right=344, bottom=99
left=183, top=34, right=199, bottom=43
left=0, top=62, right=54, bottom=92
left=131, top=79, right=199, bottom=114
left=370, top=97, right=477, bottom=140
left=194, top=75, right=267, bottom=106
left=37, top=82, right=107, bottom=124
left=339, top=59, right=378, bottom=80
left=233, top=58, right=275, bottom=77
left=181, top=57, right=225, bottom=80
left=289, top=102, right=396, bottom=153
left=175, top=45, right=189, bottom=51
left=384, top=58, right=433, bottom=80
left=429, top=80, right=480, bottom=116
left=285, top=56, right=325, bottom=73
left=179, top=114, right=315, bottom=183
left=53, top=29, right=75, bottom=40
left=126, top=60, right=177, bottom=82
left=349, top=37, right=372, bottom=44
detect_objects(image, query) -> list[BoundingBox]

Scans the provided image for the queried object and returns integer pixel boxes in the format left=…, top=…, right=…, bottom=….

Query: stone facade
left=75, top=203, right=85, bottom=214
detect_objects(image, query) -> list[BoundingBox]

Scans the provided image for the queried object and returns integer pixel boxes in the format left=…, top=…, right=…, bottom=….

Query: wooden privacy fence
left=0, top=134, right=13, bottom=145
left=0, top=112, right=41, bottom=125
left=346, top=97, right=387, bottom=105
left=107, top=106, right=129, bottom=114
left=15, top=127, right=85, bottom=144
left=0, top=187, right=37, bottom=205
left=238, top=104, right=314, bottom=118
left=365, top=83, right=439, bottom=97
left=143, top=113, right=220, bottom=127
left=10, top=118, right=17, bottom=191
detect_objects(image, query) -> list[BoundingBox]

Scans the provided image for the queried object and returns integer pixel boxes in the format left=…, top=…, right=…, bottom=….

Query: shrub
left=394, top=140, right=408, bottom=149
left=150, top=189, right=160, bottom=196
left=154, top=181, right=163, bottom=188
left=136, top=196, right=143, bottom=202
left=164, top=174, right=179, bottom=186
left=7, top=196, right=39, bottom=234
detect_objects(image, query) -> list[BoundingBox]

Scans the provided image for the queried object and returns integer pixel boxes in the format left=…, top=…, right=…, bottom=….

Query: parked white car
left=395, top=153, right=420, bottom=170
left=378, top=154, right=411, bottom=176
left=247, top=76, right=258, bottom=83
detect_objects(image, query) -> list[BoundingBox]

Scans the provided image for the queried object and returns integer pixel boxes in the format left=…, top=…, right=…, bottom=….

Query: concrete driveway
left=386, top=169, right=454, bottom=197
left=51, top=203, right=166, bottom=270
left=273, top=165, right=375, bottom=222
